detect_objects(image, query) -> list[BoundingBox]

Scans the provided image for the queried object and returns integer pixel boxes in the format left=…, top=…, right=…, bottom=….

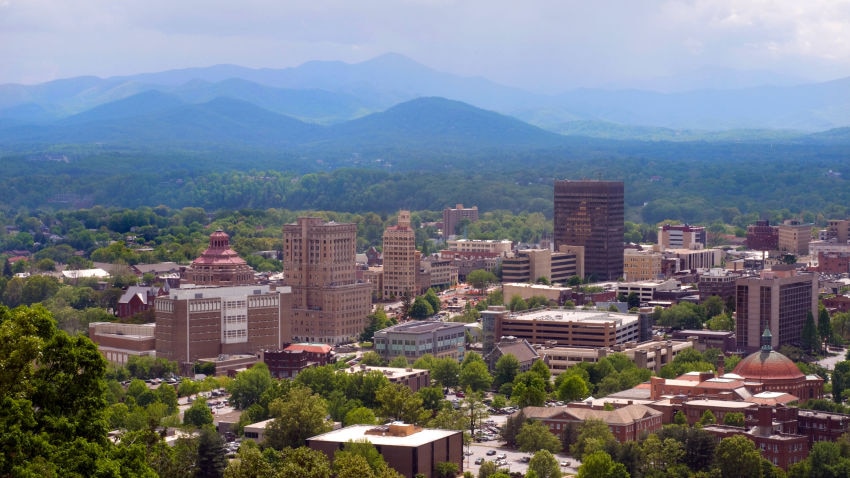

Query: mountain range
left=2, top=53, right=850, bottom=150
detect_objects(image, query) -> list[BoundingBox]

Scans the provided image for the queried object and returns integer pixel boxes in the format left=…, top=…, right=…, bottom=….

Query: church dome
left=732, top=349, right=804, bottom=381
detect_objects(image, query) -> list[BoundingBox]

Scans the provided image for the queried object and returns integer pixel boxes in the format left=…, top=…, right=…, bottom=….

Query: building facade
left=282, top=218, right=372, bottom=344
left=154, top=285, right=291, bottom=374
left=183, top=230, right=256, bottom=286
left=623, top=249, right=663, bottom=281
left=89, top=322, right=156, bottom=365
left=777, top=220, right=813, bottom=256
left=735, top=266, right=818, bottom=352
left=373, top=321, right=467, bottom=362
left=658, top=224, right=707, bottom=250
left=553, top=180, right=624, bottom=281
left=442, top=204, right=479, bottom=239
left=483, top=308, right=642, bottom=349
left=746, top=220, right=779, bottom=251
left=382, top=211, right=418, bottom=300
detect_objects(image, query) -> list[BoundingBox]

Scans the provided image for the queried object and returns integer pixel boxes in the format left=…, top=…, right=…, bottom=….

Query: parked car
left=486, top=450, right=496, bottom=456
left=475, top=458, right=484, bottom=465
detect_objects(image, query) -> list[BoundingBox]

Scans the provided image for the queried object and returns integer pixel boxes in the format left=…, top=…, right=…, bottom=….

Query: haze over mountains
left=1, top=53, right=850, bottom=150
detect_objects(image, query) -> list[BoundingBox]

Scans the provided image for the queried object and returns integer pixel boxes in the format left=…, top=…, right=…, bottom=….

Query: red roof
left=733, top=350, right=804, bottom=381
left=285, top=343, right=333, bottom=354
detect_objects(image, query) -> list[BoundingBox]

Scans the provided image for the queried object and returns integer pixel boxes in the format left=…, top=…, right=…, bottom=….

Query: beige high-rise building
left=282, top=218, right=372, bottom=344
left=735, top=265, right=817, bottom=353
left=382, top=211, right=418, bottom=300
left=778, top=220, right=813, bottom=256
left=623, top=248, right=663, bottom=281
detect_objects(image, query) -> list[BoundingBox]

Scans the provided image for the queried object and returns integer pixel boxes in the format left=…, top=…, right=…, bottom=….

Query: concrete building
left=658, top=224, right=706, bottom=251
left=308, top=423, right=463, bottom=478
left=373, top=320, right=466, bottom=362
left=551, top=249, right=581, bottom=283
left=89, top=322, right=156, bottom=365
left=623, top=248, right=663, bottom=281
left=502, top=283, right=571, bottom=305
left=183, top=230, right=256, bottom=286
left=482, top=307, right=642, bottom=349
left=445, top=239, right=512, bottom=255
left=540, top=337, right=694, bottom=376
left=501, top=248, right=552, bottom=283
left=826, top=219, right=850, bottom=244
left=698, top=268, right=740, bottom=305
left=342, top=366, right=431, bottom=393
left=616, top=279, right=680, bottom=305
left=735, top=266, right=818, bottom=352
left=154, top=284, right=291, bottom=375
left=553, top=180, right=624, bottom=281
left=777, top=220, right=813, bottom=256
left=382, top=211, right=418, bottom=300
left=419, top=256, right=457, bottom=290
left=665, top=248, right=722, bottom=271
left=282, top=218, right=372, bottom=344
left=442, top=204, right=479, bottom=239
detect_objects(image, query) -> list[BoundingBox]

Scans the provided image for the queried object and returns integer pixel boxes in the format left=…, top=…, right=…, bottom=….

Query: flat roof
left=308, top=425, right=460, bottom=447
left=505, top=309, right=639, bottom=327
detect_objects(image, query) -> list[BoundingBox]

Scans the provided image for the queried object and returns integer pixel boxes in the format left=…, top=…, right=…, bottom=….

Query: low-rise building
left=519, top=404, right=663, bottom=443
left=308, top=423, right=463, bottom=478
left=540, top=337, right=694, bottom=376
left=483, top=336, right=540, bottom=373
left=261, top=343, right=334, bottom=379
left=89, top=322, right=156, bottom=365
left=342, top=365, right=431, bottom=393
left=373, top=321, right=466, bottom=362
left=617, top=279, right=680, bottom=305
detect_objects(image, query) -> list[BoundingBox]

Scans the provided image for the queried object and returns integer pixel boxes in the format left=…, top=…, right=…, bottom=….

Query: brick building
left=183, top=230, right=256, bottom=286
left=442, top=204, right=479, bottom=239
left=89, top=322, right=156, bottom=365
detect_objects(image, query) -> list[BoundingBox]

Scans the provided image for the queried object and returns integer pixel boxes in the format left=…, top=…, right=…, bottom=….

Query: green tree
left=227, top=363, right=273, bottom=410
left=197, top=426, right=227, bottom=478
left=527, top=449, right=562, bottom=478
left=707, top=312, right=735, bottom=331
left=557, top=374, right=590, bottom=402
left=516, top=420, right=562, bottom=454
left=723, top=412, right=746, bottom=427
left=511, top=371, right=548, bottom=407
left=360, top=351, right=385, bottom=366
left=802, top=310, right=819, bottom=355
left=467, top=269, right=498, bottom=291
left=832, top=361, right=850, bottom=404
left=819, top=306, right=832, bottom=350
left=459, top=358, right=493, bottom=392
left=184, top=398, right=214, bottom=427
left=714, top=435, right=762, bottom=478
left=376, top=383, right=429, bottom=424
left=500, top=411, right=527, bottom=448
left=698, top=409, right=716, bottom=426
left=577, top=451, right=630, bottom=478
left=278, top=446, right=333, bottom=478
left=435, top=461, right=460, bottom=478
left=494, top=354, right=520, bottom=389
left=344, top=407, right=378, bottom=426
left=265, top=385, right=333, bottom=450
left=570, top=419, right=617, bottom=461
left=424, top=288, right=441, bottom=314
left=641, top=433, right=685, bottom=478
left=409, top=296, right=435, bottom=319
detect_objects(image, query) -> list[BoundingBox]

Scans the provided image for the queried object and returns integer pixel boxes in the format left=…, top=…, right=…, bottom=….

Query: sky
left=2, top=0, right=850, bottom=92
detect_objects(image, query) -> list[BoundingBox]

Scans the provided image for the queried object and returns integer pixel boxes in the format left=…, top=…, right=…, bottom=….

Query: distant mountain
left=0, top=94, right=571, bottom=153
left=1, top=53, right=850, bottom=135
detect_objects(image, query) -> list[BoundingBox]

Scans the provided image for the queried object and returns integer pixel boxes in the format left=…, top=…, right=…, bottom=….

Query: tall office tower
left=382, top=211, right=418, bottom=300
left=282, top=218, right=372, bottom=344
left=553, top=180, right=624, bottom=281
left=442, top=204, right=478, bottom=238
left=735, top=265, right=818, bottom=353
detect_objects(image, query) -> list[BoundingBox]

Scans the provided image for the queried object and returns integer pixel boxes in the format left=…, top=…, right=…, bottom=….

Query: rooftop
left=308, top=424, right=460, bottom=447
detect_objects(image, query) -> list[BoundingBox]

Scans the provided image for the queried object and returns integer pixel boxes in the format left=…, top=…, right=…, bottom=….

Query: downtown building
left=442, top=203, right=478, bottom=239
left=735, top=265, right=818, bottom=353
left=554, top=180, right=624, bottom=281
left=382, top=211, right=418, bottom=300
left=282, top=217, right=372, bottom=345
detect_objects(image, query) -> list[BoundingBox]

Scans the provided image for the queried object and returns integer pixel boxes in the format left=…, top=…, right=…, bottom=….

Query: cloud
left=1, top=0, right=849, bottom=88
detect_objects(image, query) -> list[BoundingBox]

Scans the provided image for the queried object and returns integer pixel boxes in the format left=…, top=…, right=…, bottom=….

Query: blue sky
left=3, top=0, right=850, bottom=91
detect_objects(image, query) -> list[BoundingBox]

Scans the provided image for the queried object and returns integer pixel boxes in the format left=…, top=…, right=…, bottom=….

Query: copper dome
left=732, top=350, right=804, bottom=381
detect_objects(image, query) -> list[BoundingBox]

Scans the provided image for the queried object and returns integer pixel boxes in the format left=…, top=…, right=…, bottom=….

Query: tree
left=527, top=449, right=562, bottom=478
left=344, top=407, right=377, bottom=426
left=577, top=451, right=629, bottom=478
left=409, top=297, right=435, bottom=319
left=184, top=398, right=214, bottom=427
left=819, top=306, right=832, bottom=351
left=227, top=363, right=273, bottom=410
left=459, top=359, right=493, bottom=392
left=511, top=371, right=547, bottom=407
left=641, top=433, right=685, bottom=478
left=714, top=435, right=762, bottom=478
left=557, top=374, right=590, bottom=402
left=626, top=292, right=640, bottom=309
left=197, top=426, right=227, bottom=478
left=500, top=411, right=526, bottom=448
left=265, top=385, right=333, bottom=450
left=832, top=361, right=850, bottom=404
left=703, top=295, right=725, bottom=319
left=570, top=419, right=617, bottom=461
left=516, top=420, right=562, bottom=454
left=360, top=351, right=385, bottom=366
left=467, top=269, right=497, bottom=291
left=435, top=461, right=459, bottom=478
left=424, top=289, right=441, bottom=314
left=723, top=412, right=745, bottom=427
left=698, top=409, right=716, bottom=426
left=494, top=354, right=520, bottom=389
left=802, top=310, right=819, bottom=355
left=376, top=383, right=429, bottom=424
left=278, top=446, right=333, bottom=478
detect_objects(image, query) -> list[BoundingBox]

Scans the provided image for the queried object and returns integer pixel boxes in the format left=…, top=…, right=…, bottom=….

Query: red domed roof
left=732, top=350, right=804, bottom=381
